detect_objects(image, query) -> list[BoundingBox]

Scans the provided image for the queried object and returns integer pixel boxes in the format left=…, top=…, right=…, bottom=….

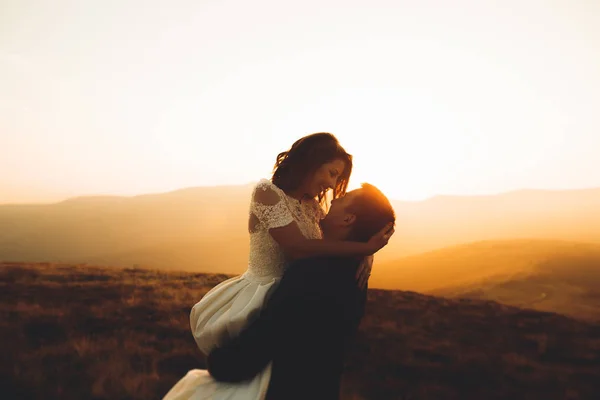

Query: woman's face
left=306, top=159, right=346, bottom=197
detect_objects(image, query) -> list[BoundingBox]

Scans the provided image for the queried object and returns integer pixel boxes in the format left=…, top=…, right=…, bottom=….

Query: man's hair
left=346, top=183, right=396, bottom=243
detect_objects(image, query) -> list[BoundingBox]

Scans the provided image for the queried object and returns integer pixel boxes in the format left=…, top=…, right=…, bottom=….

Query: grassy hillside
left=429, top=249, right=600, bottom=322
left=2, top=262, right=600, bottom=399
left=372, top=239, right=600, bottom=291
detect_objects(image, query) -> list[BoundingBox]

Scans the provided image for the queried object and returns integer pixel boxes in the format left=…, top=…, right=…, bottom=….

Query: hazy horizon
left=2, top=180, right=600, bottom=206
left=2, top=0, right=600, bottom=203
left=2, top=183, right=599, bottom=277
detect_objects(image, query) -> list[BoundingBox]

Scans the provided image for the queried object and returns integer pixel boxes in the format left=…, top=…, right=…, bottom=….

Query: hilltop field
left=2, top=262, right=600, bottom=399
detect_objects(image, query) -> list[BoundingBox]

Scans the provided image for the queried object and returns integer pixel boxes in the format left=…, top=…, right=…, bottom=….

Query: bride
left=163, top=132, right=393, bottom=399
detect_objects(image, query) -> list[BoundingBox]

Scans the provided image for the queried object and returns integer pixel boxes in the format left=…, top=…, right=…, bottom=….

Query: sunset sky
left=1, top=0, right=599, bottom=203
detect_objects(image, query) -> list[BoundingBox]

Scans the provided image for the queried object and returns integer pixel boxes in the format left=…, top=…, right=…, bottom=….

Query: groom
left=207, top=183, right=395, bottom=399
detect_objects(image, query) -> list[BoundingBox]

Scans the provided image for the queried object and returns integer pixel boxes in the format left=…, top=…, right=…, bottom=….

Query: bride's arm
left=269, top=222, right=391, bottom=261
left=251, top=180, right=393, bottom=261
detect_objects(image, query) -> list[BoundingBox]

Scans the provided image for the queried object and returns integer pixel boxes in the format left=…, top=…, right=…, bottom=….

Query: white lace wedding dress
left=163, top=179, right=324, bottom=400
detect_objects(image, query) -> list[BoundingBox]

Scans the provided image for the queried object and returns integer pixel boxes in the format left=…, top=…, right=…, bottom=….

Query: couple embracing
left=164, top=132, right=395, bottom=399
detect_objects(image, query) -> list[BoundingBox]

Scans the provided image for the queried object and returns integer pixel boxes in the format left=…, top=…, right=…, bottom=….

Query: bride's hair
left=271, top=132, right=353, bottom=205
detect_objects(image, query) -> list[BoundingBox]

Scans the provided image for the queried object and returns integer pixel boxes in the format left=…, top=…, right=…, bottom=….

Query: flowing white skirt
left=163, top=271, right=281, bottom=400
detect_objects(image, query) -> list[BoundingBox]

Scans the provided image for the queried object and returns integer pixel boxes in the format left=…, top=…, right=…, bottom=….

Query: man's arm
left=207, top=259, right=325, bottom=382
left=207, top=309, right=277, bottom=382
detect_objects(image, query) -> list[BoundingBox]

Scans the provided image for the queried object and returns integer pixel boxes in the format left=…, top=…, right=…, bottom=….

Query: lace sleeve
left=250, top=180, right=295, bottom=230
left=315, top=201, right=326, bottom=221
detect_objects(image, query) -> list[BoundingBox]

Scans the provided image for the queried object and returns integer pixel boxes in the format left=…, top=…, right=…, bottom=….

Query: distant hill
left=390, top=187, right=600, bottom=257
left=1, top=185, right=599, bottom=275
left=3, top=262, right=600, bottom=399
left=0, top=184, right=254, bottom=272
left=372, top=239, right=600, bottom=321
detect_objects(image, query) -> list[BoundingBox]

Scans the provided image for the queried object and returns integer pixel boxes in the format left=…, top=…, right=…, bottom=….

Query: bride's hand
left=367, top=222, right=395, bottom=254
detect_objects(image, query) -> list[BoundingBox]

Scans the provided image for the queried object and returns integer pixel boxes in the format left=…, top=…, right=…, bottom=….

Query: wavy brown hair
left=271, top=132, right=353, bottom=205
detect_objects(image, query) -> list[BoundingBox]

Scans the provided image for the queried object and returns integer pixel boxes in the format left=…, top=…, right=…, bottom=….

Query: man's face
left=320, top=189, right=361, bottom=233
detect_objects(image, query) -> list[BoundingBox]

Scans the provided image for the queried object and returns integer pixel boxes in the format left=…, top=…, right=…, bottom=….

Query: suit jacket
left=207, top=256, right=367, bottom=399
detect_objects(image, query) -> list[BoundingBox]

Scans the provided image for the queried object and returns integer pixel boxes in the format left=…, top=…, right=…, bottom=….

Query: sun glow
left=1, top=0, right=599, bottom=203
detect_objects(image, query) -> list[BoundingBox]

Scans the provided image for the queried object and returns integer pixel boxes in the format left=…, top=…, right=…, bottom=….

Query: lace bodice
left=246, top=179, right=324, bottom=278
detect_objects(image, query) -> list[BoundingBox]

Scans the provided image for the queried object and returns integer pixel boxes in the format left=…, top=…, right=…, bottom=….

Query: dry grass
left=2, top=262, right=600, bottom=399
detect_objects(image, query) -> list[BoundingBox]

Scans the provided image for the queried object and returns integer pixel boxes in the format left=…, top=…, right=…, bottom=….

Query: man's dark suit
left=207, top=256, right=367, bottom=399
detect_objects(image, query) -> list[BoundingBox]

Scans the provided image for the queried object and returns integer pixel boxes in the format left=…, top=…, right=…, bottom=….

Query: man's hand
left=207, top=344, right=258, bottom=383
left=356, top=255, right=373, bottom=289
